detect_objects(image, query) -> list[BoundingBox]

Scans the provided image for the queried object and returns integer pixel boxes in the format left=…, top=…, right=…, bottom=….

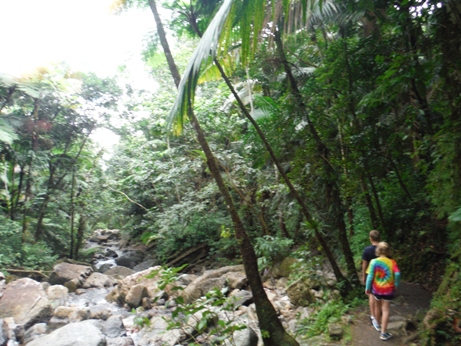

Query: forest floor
left=348, top=282, right=432, bottom=346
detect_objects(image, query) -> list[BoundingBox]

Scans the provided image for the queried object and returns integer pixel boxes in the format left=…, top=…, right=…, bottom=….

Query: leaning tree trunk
left=148, top=0, right=181, bottom=88
left=274, top=27, right=359, bottom=286
left=189, top=108, right=299, bottom=346
left=147, top=8, right=298, bottom=343
left=188, top=17, right=352, bottom=296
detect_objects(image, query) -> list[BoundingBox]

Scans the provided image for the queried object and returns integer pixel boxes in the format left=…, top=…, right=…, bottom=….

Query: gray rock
left=98, top=263, right=113, bottom=273
left=141, top=297, right=152, bottom=309
left=53, top=306, right=90, bottom=322
left=387, top=319, right=408, bottom=336
left=180, top=265, right=244, bottom=303
left=104, top=266, right=135, bottom=280
left=106, top=337, right=134, bottom=346
left=47, top=285, right=69, bottom=309
left=0, top=319, right=7, bottom=346
left=83, top=272, right=117, bottom=288
left=286, top=278, right=315, bottom=307
left=133, top=259, right=157, bottom=272
left=224, top=327, right=258, bottom=346
left=89, top=305, right=112, bottom=320
left=64, top=278, right=80, bottom=292
left=115, top=252, right=144, bottom=269
left=271, top=258, right=298, bottom=278
left=0, top=278, right=52, bottom=329
left=48, top=263, right=93, bottom=286
left=26, top=320, right=106, bottom=346
left=102, top=315, right=125, bottom=338
left=136, top=316, right=181, bottom=346
left=106, top=267, right=161, bottom=306
left=12, top=323, right=25, bottom=345
left=125, top=285, right=148, bottom=308
left=226, top=271, right=247, bottom=289
left=105, top=249, right=119, bottom=258
left=227, top=289, right=253, bottom=309
left=328, top=323, right=343, bottom=339
left=41, top=282, right=51, bottom=291
left=23, top=323, right=47, bottom=344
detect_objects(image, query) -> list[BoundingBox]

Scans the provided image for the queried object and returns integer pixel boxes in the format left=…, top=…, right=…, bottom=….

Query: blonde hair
left=375, top=242, right=390, bottom=256
left=369, top=230, right=381, bottom=242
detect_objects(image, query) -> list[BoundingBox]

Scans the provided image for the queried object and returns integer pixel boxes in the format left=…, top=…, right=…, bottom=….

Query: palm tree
left=117, top=0, right=299, bottom=343
left=167, top=0, right=357, bottom=292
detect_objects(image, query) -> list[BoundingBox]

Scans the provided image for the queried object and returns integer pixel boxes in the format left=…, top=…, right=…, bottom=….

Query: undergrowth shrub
left=296, top=298, right=361, bottom=341
left=254, top=235, right=293, bottom=270
left=0, top=216, right=22, bottom=267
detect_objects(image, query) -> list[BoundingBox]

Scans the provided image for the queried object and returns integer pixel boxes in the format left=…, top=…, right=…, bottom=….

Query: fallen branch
left=4, top=269, right=50, bottom=279
left=107, top=186, right=148, bottom=211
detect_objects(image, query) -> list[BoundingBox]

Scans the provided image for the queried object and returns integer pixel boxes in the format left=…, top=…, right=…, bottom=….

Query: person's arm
left=361, top=260, right=368, bottom=284
left=365, top=261, right=375, bottom=293
left=394, top=261, right=401, bottom=288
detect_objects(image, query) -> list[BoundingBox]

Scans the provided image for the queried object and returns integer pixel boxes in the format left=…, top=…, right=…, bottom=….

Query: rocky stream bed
left=0, top=229, right=429, bottom=346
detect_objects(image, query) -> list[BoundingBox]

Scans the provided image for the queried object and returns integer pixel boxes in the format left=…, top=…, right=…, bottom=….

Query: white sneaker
left=371, top=317, right=381, bottom=331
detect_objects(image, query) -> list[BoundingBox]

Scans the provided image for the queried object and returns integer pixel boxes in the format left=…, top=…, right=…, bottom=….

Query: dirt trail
left=349, top=282, right=432, bottom=345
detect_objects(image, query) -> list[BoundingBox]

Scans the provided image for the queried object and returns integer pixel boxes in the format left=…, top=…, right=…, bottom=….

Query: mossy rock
left=271, top=257, right=298, bottom=278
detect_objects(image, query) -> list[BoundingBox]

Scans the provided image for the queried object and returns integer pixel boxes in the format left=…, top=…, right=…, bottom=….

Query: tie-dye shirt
left=365, top=256, right=401, bottom=296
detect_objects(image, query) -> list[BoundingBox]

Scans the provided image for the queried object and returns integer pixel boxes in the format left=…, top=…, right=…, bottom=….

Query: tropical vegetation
left=1, top=0, right=460, bottom=344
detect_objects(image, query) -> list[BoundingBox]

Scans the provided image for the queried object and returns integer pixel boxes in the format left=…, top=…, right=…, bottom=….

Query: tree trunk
left=365, top=168, right=386, bottom=234
left=148, top=0, right=181, bottom=88
left=69, top=168, right=76, bottom=259
left=74, top=214, right=86, bottom=260
left=150, top=8, right=298, bottom=341
left=360, top=173, right=379, bottom=229
left=215, top=57, right=352, bottom=294
left=189, top=109, right=298, bottom=345
left=274, top=28, right=359, bottom=286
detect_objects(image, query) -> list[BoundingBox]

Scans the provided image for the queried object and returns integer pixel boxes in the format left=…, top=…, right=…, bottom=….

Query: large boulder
left=286, top=278, right=315, bottom=307
left=125, top=284, right=148, bottom=309
left=104, top=266, right=135, bottom=280
left=83, top=272, right=117, bottom=288
left=0, top=278, right=52, bottom=329
left=48, top=263, right=93, bottom=286
left=46, top=285, right=69, bottom=309
left=179, top=265, right=244, bottom=303
left=271, top=258, right=298, bottom=278
left=26, top=320, right=106, bottom=346
left=115, top=251, right=144, bottom=269
left=106, top=267, right=162, bottom=306
left=133, top=259, right=157, bottom=272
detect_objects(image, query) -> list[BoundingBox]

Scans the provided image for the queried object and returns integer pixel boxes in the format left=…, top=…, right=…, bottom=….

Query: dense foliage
left=1, top=0, right=461, bottom=344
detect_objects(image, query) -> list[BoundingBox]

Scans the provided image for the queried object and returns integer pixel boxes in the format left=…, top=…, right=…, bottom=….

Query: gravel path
left=349, top=282, right=432, bottom=345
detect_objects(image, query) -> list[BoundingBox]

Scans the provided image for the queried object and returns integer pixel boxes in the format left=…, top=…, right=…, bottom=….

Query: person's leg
left=373, top=297, right=382, bottom=324
left=380, top=300, right=391, bottom=334
left=369, top=293, right=375, bottom=318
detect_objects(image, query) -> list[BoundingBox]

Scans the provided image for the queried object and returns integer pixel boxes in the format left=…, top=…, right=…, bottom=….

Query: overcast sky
left=0, top=0, right=155, bottom=83
left=0, top=0, right=164, bottom=150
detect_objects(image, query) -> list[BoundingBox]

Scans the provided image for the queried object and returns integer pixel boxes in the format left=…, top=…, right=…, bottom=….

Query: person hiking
left=365, top=242, right=401, bottom=341
left=362, top=230, right=381, bottom=331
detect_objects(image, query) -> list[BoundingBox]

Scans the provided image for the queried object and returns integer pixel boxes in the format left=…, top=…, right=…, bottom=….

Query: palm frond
left=198, top=52, right=238, bottom=84
left=167, top=0, right=235, bottom=135
left=0, top=73, right=41, bottom=99
left=0, top=119, right=18, bottom=145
